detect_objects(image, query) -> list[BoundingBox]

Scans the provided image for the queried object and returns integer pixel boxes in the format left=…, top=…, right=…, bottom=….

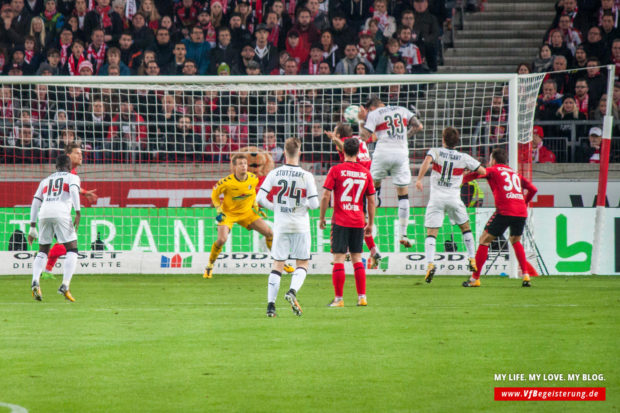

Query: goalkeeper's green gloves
left=253, top=203, right=267, bottom=218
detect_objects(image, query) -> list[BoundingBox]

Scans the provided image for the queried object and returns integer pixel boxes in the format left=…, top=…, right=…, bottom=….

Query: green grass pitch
left=0, top=274, right=618, bottom=412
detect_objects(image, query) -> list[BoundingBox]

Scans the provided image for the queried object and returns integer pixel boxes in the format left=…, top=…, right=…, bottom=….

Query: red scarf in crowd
left=87, top=43, right=107, bottom=73
left=96, top=5, right=112, bottom=28
left=267, top=25, right=279, bottom=46
left=60, top=42, right=71, bottom=65
left=24, top=49, right=34, bottom=63
left=307, top=59, right=321, bottom=74
left=575, top=94, right=589, bottom=115
left=44, top=8, right=58, bottom=21
left=67, top=54, right=85, bottom=76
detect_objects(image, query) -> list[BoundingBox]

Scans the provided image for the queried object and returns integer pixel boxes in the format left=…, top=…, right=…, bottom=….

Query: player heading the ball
left=358, top=96, right=423, bottom=248
left=320, top=138, right=376, bottom=307
left=462, top=147, right=538, bottom=288
left=257, top=138, right=319, bottom=317
left=415, top=127, right=486, bottom=283
left=204, top=153, right=274, bottom=279
left=28, top=154, right=81, bottom=302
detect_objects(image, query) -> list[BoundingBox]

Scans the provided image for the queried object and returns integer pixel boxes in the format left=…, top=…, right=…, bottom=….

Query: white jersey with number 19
left=33, top=171, right=81, bottom=219
left=364, top=105, right=415, bottom=151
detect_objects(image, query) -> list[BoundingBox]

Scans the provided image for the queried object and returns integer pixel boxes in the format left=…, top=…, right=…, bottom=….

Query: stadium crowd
left=523, top=0, right=620, bottom=163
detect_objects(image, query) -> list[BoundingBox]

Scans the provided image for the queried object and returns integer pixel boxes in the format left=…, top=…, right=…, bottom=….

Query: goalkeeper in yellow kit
left=204, top=153, right=293, bottom=278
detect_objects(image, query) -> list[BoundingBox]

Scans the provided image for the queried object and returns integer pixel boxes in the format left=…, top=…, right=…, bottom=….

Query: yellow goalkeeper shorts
left=218, top=210, right=262, bottom=230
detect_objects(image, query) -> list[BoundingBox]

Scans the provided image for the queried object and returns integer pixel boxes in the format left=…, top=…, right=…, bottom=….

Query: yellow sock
left=265, top=236, right=273, bottom=250
left=209, top=242, right=223, bottom=264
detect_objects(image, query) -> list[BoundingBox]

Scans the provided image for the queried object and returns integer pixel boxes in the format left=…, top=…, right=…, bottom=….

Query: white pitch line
left=0, top=402, right=28, bottom=413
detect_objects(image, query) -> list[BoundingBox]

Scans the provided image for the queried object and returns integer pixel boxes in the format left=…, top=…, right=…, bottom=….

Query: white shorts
left=271, top=232, right=311, bottom=261
left=424, top=196, right=470, bottom=228
left=38, top=216, right=77, bottom=245
left=370, top=151, right=411, bottom=186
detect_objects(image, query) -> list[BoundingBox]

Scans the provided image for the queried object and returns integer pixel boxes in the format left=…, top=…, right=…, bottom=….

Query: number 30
left=500, top=171, right=521, bottom=192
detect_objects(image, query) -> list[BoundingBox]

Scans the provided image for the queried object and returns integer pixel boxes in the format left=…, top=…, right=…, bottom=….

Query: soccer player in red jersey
left=326, top=123, right=382, bottom=269
left=461, top=147, right=538, bottom=287
left=44, top=143, right=98, bottom=277
left=320, top=138, right=376, bottom=307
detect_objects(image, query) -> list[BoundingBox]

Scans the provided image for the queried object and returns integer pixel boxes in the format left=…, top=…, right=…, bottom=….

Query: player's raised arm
left=325, top=129, right=344, bottom=152
left=415, top=154, right=434, bottom=192
left=257, top=172, right=275, bottom=211
left=521, top=174, right=538, bottom=205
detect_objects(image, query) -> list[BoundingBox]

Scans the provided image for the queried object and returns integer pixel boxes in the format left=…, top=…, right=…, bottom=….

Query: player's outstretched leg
left=44, top=243, right=66, bottom=279
left=58, top=249, right=78, bottom=302
left=424, top=235, right=436, bottom=283
left=462, top=230, right=477, bottom=272
left=512, top=241, right=531, bottom=287
left=204, top=242, right=223, bottom=279
left=285, top=289, right=302, bottom=316
left=365, top=235, right=381, bottom=269
left=353, top=261, right=367, bottom=306
left=463, top=244, right=487, bottom=287
left=398, top=194, right=413, bottom=248
left=31, top=251, right=47, bottom=301
left=267, top=270, right=281, bottom=317
left=329, top=263, right=345, bottom=307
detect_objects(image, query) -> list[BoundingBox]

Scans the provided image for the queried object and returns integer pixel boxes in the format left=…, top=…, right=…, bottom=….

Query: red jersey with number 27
left=483, top=164, right=537, bottom=217
left=323, top=161, right=375, bottom=228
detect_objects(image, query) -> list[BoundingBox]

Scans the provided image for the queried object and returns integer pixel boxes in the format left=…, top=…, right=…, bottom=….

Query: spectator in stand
left=0, top=4, right=18, bottom=50
left=216, top=61, right=231, bottom=75
left=335, top=42, right=373, bottom=74
left=376, top=37, right=401, bottom=74
left=269, top=0, right=292, bottom=38
left=536, top=79, right=563, bottom=122
left=306, top=0, right=329, bottom=32
left=598, top=0, right=619, bottom=28
left=209, top=27, right=239, bottom=74
left=586, top=57, right=607, bottom=105
left=236, top=43, right=258, bottom=74
left=576, top=126, right=603, bottom=163
left=571, top=44, right=588, bottom=70
left=203, top=5, right=225, bottom=47
left=612, top=39, right=620, bottom=82
left=174, top=0, right=201, bottom=32
left=229, top=13, right=252, bottom=49
left=70, top=0, right=89, bottom=39
left=545, top=55, right=570, bottom=94
left=86, top=28, right=108, bottom=74
left=263, top=10, right=286, bottom=49
left=253, top=23, right=279, bottom=74
left=516, top=63, right=531, bottom=74
left=107, top=97, right=147, bottom=162
left=204, top=126, right=237, bottom=163
left=182, top=59, right=198, bottom=75
left=583, top=26, right=609, bottom=63
left=119, top=31, right=138, bottom=69
left=112, top=0, right=130, bottom=31
left=354, top=61, right=368, bottom=74
left=330, top=10, right=356, bottom=51
left=590, top=95, right=620, bottom=137
left=130, top=13, right=155, bottom=52
left=358, top=30, right=377, bottom=67
left=531, top=125, right=556, bottom=163
left=84, top=0, right=123, bottom=45
left=29, top=16, right=47, bottom=51
left=7, top=122, right=43, bottom=164
left=532, top=44, right=553, bottom=73
left=164, top=41, right=188, bottom=75
left=413, top=0, right=439, bottom=72
left=600, top=12, right=619, bottom=50
left=547, top=28, right=573, bottom=64
left=365, top=18, right=386, bottom=56
left=85, top=96, right=109, bottom=163
left=364, top=0, right=395, bottom=38
left=245, top=59, right=261, bottom=75
left=318, top=60, right=331, bottom=74
left=300, top=43, right=324, bottom=74
left=552, top=0, right=590, bottom=35
left=284, top=57, right=298, bottom=74
left=483, top=95, right=508, bottom=142
left=556, top=14, right=582, bottom=55
left=107, top=64, right=120, bottom=75
left=397, top=26, right=424, bottom=73
left=286, top=29, right=309, bottom=64
left=319, top=29, right=340, bottom=70
left=24, top=0, right=44, bottom=17
left=99, top=46, right=131, bottom=75
left=573, top=78, right=593, bottom=115
left=78, top=59, right=94, bottom=75
left=262, top=126, right=284, bottom=163
left=139, top=0, right=161, bottom=31
left=236, top=0, right=256, bottom=33
left=135, top=49, right=155, bottom=75
left=552, top=94, right=587, bottom=142
left=40, top=0, right=65, bottom=39
left=291, top=8, right=320, bottom=48
left=145, top=59, right=160, bottom=75
left=167, top=114, right=201, bottom=162
left=151, top=27, right=174, bottom=70
left=342, top=0, right=372, bottom=30
left=23, top=35, right=42, bottom=72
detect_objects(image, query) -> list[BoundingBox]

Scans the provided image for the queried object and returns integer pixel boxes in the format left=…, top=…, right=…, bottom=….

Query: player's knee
left=509, top=236, right=521, bottom=244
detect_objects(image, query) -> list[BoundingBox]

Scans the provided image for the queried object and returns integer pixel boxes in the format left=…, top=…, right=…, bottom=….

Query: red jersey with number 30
left=324, top=161, right=375, bottom=228
left=483, top=164, right=537, bottom=217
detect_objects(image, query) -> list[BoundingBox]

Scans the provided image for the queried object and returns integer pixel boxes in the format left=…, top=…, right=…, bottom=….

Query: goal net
left=0, top=74, right=545, bottom=275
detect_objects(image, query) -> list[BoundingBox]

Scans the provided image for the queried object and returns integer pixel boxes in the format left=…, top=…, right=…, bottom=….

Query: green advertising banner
left=1, top=207, right=475, bottom=254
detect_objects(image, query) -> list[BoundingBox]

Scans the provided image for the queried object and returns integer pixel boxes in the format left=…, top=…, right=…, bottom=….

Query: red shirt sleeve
left=520, top=174, right=538, bottom=204
left=324, top=166, right=335, bottom=191
left=365, top=171, right=376, bottom=196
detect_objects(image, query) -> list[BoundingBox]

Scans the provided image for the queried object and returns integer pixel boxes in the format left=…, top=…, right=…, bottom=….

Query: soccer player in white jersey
left=358, top=96, right=423, bottom=248
left=28, top=154, right=81, bottom=302
left=257, top=137, right=319, bottom=317
left=415, top=127, right=486, bottom=283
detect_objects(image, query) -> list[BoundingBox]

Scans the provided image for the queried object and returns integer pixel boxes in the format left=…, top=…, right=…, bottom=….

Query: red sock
left=46, top=243, right=67, bottom=271
left=364, top=235, right=376, bottom=251
left=526, top=260, right=539, bottom=277
left=332, top=263, right=345, bottom=297
left=353, top=261, right=366, bottom=295
left=473, top=245, right=488, bottom=280
left=512, top=241, right=529, bottom=275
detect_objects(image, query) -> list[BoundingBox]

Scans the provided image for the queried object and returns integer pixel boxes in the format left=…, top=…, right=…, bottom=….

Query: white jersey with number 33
left=427, top=147, right=480, bottom=198
left=364, top=105, right=414, bottom=152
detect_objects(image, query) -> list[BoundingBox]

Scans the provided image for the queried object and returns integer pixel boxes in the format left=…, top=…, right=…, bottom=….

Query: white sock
left=425, top=236, right=436, bottom=265
left=62, top=251, right=78, bottom=288
left=463, top=231, right=476, bottom=258
left=290, top=267, right=307, bottom=293
left=398, top=197, right=410, bottom=238
left=267, top=271, right=281, bottom=303
left=32, top=252, right=47, bottom=284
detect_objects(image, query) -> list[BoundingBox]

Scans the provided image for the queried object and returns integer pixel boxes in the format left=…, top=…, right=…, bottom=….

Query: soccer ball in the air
left=344, top=105, right=360, bottom=125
